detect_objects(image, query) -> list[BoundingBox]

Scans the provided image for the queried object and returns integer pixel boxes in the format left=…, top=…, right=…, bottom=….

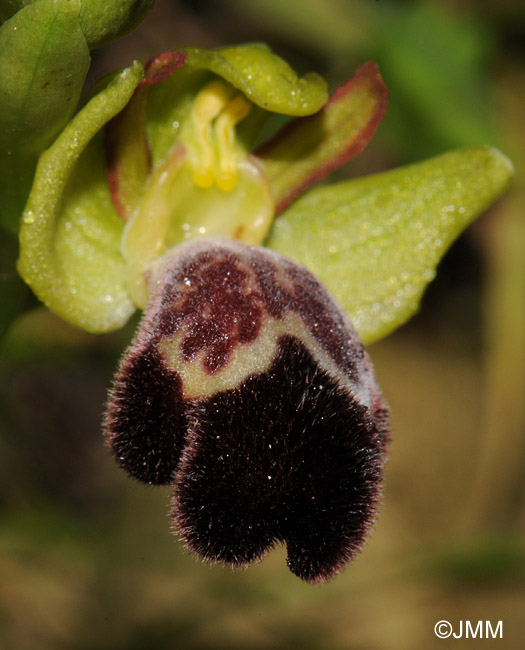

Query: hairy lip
left=104, top=239, right=389, bottom=582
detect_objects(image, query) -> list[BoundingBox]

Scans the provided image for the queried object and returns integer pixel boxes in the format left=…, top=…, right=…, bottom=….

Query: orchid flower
left=1, top=5, right=513, bottom=583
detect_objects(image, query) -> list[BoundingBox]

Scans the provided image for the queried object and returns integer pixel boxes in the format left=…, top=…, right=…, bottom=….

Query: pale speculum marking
left=152, top=239, right=376, bottom=405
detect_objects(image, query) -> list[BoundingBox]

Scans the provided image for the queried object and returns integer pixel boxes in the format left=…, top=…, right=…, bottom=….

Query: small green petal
left=106, top=50, right=187, bottom=219
left=256, top=62, right=387, bottom=213
left=142, top=61, right=203, bottom=168
left=18, top=61, right=144, bottom=334
left=184, top=44, right=328, bottom=116
left=0, top=0, right=90, bottom=232
left=105, top=86, right=152, bottom=219
left=266, top=146, right=514, bottom=344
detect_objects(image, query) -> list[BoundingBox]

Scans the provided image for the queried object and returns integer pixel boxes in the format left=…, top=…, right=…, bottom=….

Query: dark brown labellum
left=104, top=239, right=389, bottom=583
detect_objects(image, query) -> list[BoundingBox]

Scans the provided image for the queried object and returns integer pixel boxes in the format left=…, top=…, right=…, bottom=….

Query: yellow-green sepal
left=17, top=61, right=144, bottom=334
left=184, top=44, right=328, bottom=116
left=266, top=146, right=514, bottom=344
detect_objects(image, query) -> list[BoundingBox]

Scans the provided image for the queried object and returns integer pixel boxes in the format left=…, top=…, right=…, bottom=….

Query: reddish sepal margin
left=105, top=50, right=188, bottom=220
left=255, top=62, right=388, bottom=215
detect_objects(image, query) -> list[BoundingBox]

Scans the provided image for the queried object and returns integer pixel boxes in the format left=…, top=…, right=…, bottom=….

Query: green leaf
left=256, top=61, right=387, bottom=213
left=0, top=0, right=154, bottom=49
left=78, top=0, right=154, bottom=49
left=266, top=146, right=514, bottom=344
left=17, top=61, right=144, bottom=334
left=184, top=44, right=328, bottom=116
left=0, top=0, right=90, bottom=232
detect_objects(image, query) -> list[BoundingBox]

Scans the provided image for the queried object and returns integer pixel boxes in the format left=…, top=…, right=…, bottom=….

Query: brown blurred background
left=1, top=1, right=524, bottom=648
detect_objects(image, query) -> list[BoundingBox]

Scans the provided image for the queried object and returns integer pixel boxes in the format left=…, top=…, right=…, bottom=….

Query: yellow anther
left=190, top=81, right=233, bottom=189
left=186, top=83, right=252, bottom=192
left=215, top=94, right=252, bottom=192
left=219, top=93, right=252, bottom=125
left=216, top=171, right=237, bottom=193
left=192, top=167, right=215, bottom=189
left=193, top=81, right=232, bottom=123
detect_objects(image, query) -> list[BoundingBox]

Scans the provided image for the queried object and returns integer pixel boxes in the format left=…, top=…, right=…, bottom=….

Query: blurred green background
left=1, top=0, right=524, bottom=648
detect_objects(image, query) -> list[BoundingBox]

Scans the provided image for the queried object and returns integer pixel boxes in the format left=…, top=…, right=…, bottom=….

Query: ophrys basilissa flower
left=10, top=40, right=513, bottom=582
